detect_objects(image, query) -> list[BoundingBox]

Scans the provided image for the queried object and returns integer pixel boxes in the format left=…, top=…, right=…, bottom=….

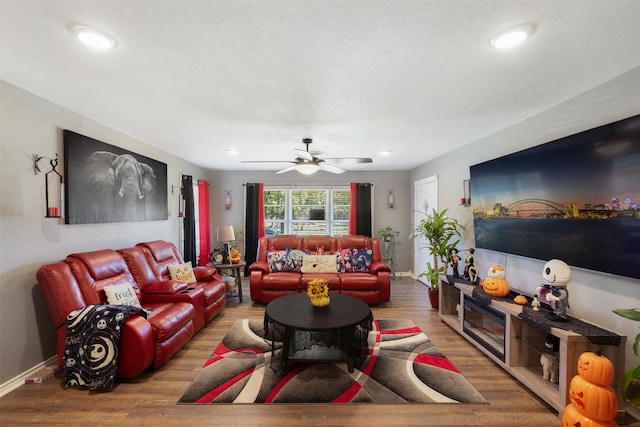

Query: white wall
left=0, top=81, right=210, bottom=384
left=410, top=67, right=640, bottom=372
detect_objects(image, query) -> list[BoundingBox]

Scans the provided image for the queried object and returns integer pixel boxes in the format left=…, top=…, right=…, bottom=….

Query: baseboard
left=0, top=356, right=58, bottom=398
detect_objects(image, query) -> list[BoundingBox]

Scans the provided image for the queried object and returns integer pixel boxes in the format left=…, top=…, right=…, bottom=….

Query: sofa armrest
left=193, top=266, right=216, bottom=281
left=143, top=280, right=188, bottom=294
left=249, top=260, right=269, bottom=274
left=369, top=261, right=391, bottom=274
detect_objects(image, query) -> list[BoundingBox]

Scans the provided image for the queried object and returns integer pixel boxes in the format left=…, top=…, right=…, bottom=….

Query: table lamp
left=217, top=225, right=235, bottom=264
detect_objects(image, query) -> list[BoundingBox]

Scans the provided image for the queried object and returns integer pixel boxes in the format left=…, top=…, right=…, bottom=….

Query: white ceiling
left=2, top=1, right=640, bottom=173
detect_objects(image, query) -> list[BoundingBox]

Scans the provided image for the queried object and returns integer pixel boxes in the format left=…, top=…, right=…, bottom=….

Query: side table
left=210, top=261, right=246, bottom=302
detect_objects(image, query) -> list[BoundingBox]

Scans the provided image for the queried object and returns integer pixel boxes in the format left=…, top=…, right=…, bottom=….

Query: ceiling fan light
left=295, top=164, right=320, bottom=175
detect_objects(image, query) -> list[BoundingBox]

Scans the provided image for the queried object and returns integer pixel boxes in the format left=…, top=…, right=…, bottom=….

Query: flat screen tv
left=470, top=114, right=640, bottom=280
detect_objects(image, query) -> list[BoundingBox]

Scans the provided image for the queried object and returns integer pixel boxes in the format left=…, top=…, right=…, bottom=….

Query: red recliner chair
left=135, top=240, right=227, bottom=326
left=37, top=249, right=196, bottom=378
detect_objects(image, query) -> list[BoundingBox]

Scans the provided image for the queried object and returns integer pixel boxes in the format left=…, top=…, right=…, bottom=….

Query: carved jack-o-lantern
left=578, top=351, right=615, bottom=387
left=561, top=403, right=618, bottom=427
left=480, top=265, right=510, bottom=297
left=569, top=375, right=618, bottom=422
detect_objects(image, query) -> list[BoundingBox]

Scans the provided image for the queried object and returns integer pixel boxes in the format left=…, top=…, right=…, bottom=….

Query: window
left=264, top=186, right=350, bottom=236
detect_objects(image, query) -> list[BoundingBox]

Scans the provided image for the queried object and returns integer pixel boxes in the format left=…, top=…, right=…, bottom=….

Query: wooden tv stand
left=438, top=276, right=626, bottom=417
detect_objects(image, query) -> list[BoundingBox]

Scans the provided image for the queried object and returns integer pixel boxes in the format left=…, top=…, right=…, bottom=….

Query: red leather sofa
left=36, top=241, right=226, bottom=379
left=249, top=234, right=391, bottom=304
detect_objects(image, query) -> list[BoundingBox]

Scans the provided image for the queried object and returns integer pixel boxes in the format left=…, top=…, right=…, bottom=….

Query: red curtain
left=197, top=180, right=210, bottom=266
left=349, top=182, right=357, bottom=234
left=258, top=183, right=265, bottom=238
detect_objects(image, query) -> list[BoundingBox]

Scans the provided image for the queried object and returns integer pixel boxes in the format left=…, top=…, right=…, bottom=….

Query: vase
left=310, top=296, right=330, bottom=307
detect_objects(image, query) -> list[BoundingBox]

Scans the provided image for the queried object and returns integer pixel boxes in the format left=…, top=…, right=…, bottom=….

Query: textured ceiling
left=2, top=0, right=640, bottom=172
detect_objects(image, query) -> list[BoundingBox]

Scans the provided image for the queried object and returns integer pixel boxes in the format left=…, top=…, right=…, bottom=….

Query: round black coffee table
left=264, top=293, right=373, bottom=372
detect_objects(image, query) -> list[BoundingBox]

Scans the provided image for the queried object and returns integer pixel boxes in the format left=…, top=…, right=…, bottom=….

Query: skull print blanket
left=64, top=304, right=148, bottom=389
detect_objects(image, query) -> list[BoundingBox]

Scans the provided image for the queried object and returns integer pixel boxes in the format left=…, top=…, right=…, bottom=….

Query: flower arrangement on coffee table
left=307, top=278, right=330, bottom=307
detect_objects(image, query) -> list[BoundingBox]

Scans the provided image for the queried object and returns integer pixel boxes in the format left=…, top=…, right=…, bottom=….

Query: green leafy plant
left=613, top=308, right=640, bottom=408
left=377, top=226, right=399, bottom=242
left=410, top=208, right=464, bottom=290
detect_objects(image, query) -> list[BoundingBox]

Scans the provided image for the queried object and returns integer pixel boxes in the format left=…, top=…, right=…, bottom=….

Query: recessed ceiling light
left=72, top=25, right=117, bottom=50
left=380, top=150, right=392, bottom=156
left=226, top=149, right=239, bottom=155
left=490, top=24, right=534, bottom=49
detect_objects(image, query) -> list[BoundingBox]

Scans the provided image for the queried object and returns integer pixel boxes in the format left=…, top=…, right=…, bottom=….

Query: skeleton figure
left=536, top=259, right=571, bottom=321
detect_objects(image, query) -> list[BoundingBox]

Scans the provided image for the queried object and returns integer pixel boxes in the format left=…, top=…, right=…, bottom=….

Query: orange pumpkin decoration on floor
left=480, top=265, right=510, bottom=297
left=578, top=351, right=615, bottom=387
left=563, top=350, right=619, bottom=426
left=561, top=403, right=618, bottom=427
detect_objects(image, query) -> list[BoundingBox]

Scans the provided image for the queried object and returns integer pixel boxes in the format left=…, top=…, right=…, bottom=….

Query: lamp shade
left=217, top=225, right=235, bottom=242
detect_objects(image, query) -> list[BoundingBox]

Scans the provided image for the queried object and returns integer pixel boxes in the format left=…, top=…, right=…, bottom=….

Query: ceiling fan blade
left=241, top=160, right=295, bottom=163
left=318, top=161, right=345, bottom=174
left=320, top=157, right=373, bottom=164
left=275, top=165, right=298, bottom=174
left=293, top=148, right=313, bottom=161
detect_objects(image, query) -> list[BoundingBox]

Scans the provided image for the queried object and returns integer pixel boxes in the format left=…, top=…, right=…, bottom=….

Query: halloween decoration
left=514, top=295, right=528, bottom=305
left=561, top=403, right=618, bottom=427
left=531, top=296, right=541, bottom=312
left=562, top=350, right=619, bottom=426
left=540, top=352, right=559, bottom=384
left=480, top=265, right=510, bottom=297
left=537, top=259, right=571, bottom=321
left=463, top=248, right=478, bottom=282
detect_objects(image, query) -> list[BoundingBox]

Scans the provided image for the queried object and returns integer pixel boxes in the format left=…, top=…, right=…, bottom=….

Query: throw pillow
left=104, top=282, right=142, bottom=308
left=266, top=250, right=288, bottom=272
left=300, top=254, right=339, bottom=273
left=285, top=249, right=308, bottom=272
left=167, top=261, right=197, bottom=283
left=352, top=249, right=373, bottom=272
left=336, top=249, right=356, bottom=273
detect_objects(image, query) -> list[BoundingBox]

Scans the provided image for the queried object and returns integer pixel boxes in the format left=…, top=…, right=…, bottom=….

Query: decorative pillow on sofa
left=351, top=249, right=373, bottom=272
left=266, top=250, right=288, bottom=272
left=104, top=282, right=142, bottom=308
left=336, top=249, right=356, bottom=273
left=301, top=254, right=339, bottom=273
left=167, top=261, right=197, bottom=283
left=337, top=248, right=373, bottom=272
left=285, top=249, right=308, bottom=272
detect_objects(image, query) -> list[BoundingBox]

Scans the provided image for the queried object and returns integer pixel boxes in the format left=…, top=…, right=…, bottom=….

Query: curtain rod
left=243, top=183, right=374, bottom=187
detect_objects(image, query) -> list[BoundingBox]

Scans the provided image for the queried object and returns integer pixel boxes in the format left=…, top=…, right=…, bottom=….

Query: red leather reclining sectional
left=36, top=240, right=226, bottom=379
left=249, top=234, right=391, bottom=304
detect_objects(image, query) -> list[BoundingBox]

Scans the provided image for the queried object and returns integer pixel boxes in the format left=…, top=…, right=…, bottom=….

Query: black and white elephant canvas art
left=64, top=130, right=168, bottom=224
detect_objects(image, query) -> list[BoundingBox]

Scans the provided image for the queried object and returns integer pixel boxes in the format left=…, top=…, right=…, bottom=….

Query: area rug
left=178, top=318, right=486, bottom=404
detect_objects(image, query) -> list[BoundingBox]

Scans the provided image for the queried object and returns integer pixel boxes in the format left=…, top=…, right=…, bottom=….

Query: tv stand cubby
left=439, top=276, right=626, bottom=418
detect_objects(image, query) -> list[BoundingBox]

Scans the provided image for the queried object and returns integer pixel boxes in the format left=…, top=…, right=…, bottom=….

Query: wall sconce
left=34, top=153, right=63, bottom=218
left=461, top=179, right=471, bottom=207
left=387, top=189, right=395, bottom=209
left=217, top=225, right=236, bottom=263
left=224, top=190, right=233, bottom=210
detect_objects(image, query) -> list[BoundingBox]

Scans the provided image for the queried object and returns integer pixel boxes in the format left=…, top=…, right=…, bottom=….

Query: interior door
left=413, top=175, right=438, bottom=285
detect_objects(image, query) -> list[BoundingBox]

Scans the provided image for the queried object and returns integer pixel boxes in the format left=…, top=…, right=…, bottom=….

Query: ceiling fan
left=241, top=138, right=373, bottom=175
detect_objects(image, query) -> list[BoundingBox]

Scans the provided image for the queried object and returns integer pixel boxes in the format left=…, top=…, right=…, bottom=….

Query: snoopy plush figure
left=536, top=259, right=571, bottom=321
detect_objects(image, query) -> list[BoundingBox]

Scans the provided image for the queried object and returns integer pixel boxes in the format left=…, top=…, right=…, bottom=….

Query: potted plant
left=410, top=208, right=465, bottom=309
left=377, top=226, right=399, bottom=243
left=613, top=308, right=640, bottom=409
left=377, top=226, right=400, bottom=275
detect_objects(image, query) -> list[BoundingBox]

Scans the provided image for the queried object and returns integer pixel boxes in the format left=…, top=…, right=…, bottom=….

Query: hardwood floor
left=1, top=279, right=637, bottom=426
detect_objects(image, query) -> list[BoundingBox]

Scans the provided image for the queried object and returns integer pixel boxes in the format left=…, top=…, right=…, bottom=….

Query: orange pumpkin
left=561, top=403, right=618, bottom=427
left=569, top=375, right=618, bottom=422
left=514, top=295, right=527, bottom=305
left=578, top=351, right=615, bottom=387
left=481, top=277, right=510, bottom=297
